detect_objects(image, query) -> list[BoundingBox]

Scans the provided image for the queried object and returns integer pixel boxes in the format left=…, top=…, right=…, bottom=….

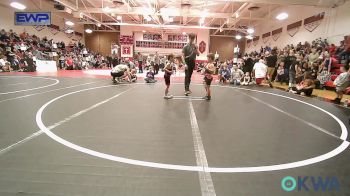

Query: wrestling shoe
left=185, top=91, right=191, bottom=96
left=164, top=94, right=174, bottom=99
left=203, top=96, right=211, bottom=100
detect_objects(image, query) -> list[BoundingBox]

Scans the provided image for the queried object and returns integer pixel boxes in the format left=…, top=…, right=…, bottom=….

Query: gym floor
left=0, top=74, right=350, bottom=196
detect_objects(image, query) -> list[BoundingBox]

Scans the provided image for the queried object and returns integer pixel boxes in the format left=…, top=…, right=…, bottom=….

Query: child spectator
left=145, top=67, right=157, bottom=83
left=275, top=62, right=285, bottom=83
left=241, top=72, right=251, bottom=86
left=130, top=69, right=137, bottom=83
left=230, top=65, right=244, bottom=85
left=332, top=63, right=350, bottom=104
left=218, top=64, right=231, bottom=84
left=290, top=73, right=315, bottom=96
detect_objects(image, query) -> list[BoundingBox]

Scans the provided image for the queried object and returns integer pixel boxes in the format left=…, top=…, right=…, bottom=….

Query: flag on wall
left=304, top=12, right=325, bottom=32
left=287, top=20, right=302, bottom=37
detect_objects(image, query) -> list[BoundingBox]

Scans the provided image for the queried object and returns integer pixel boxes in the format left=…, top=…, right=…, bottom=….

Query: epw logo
left=15, top=12, right=51, bottom=26
left=281, top=176, right=340, bottom=192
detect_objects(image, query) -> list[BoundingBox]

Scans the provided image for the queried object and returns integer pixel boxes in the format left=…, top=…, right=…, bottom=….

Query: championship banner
left=287, top=21, right=302, bottom=37
left=253, top=36, right=259, bottom=46
left=33, top=25, right=46, bottom=31
left=121, top=45, right=133, bottom=57
left=272, top=28, right=283, bottom=41
left=262, top=32, right=271, bottom=43
left=73, top=32, right=83, bottom=41
left=47, top=24, right=60, bottom=35
left=111, top=43, right=119, bottom=55
left=120, top=35, right=134, bottom=45
left=246, top=39, right=252, bottom=48
left=304, top=12, right=325, bottom=32
left=199, top=41, right=206, bottom=54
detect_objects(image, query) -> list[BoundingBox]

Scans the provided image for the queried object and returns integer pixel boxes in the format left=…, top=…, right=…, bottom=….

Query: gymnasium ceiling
left=0, top=0, right=348, bottom=34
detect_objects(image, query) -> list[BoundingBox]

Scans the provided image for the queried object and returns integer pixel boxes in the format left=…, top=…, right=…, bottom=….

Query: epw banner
left=15, top=12, right=51, bottom=26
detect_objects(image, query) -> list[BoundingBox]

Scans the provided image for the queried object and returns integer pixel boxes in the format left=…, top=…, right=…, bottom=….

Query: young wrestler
left=164, top=54, right=175, bottom=99
left=203, top=53, right=216, bottom=100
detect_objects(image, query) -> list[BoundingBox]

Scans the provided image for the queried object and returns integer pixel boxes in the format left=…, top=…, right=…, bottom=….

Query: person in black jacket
left=284, top=50, right=297, bottom=91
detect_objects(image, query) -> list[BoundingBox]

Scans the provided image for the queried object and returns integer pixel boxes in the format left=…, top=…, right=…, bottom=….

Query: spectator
left=332, top=63, right=350, bottom=104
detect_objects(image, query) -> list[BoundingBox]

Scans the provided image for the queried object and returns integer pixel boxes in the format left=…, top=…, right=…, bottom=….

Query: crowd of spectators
left=0, top=29, right=122, bottom=72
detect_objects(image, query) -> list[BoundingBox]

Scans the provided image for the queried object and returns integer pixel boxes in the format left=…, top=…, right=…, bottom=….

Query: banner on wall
left=33, top=25, right=46, bottom=31
left=253, top=36, right=259, bottom=46
left=120, top=35, right=134, bottom=45
left=199, top=41, right=206, bottom=53
left=111, top=43, right=119, bottom=55
left=272, top=28, right=283, bottom=41
left=246, top=39, right=252, bottom=48
left=121, top=45, right=133, bottom=58
left=47, top=24, right=60, bottom=35
left=15, top=12, right=51, bottom=26
left=304, top=12, right=325, bottom=32
left=262, top=32, right=271, bottom=43
left=287, top=20, right=302, bottom=37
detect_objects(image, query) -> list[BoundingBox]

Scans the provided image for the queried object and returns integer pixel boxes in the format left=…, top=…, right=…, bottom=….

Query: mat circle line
left=0, top=76, right=59, bottom=95
left=35, top=84, right=349, bottom=173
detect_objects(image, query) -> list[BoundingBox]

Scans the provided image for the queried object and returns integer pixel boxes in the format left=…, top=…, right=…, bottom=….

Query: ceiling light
left=111, top=13, right=116, bottom=17
left=182, top=32, right=186, bottom=35
left=65, top=29, right=74, bottom=34
left=219, top=28, right=223, bottom=32
left=103, top=6, right=111, bottom=12
left=276, top=12, right=288, bottom=20
left=65, top=21, right=74, bottom=26
left=202, top=9, right=209, bottom=18
left=85, top=29, right=92, bottom=33
left=96, top=23, right=101, bottom=27
left=246, top=35, right=253, bottom=40
left=116, top=15, right=122, bottom=20
left=142, top=30, right=146, bottom=33
left=10, top=2, right=26, bottom=10
left=235, top=35, right=242, bottom=40
left=247, top=28, right=254, bottom=34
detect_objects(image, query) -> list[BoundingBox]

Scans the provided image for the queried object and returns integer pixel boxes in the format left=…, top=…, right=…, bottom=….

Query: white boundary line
left=188, top=100, right=216, bottom=196
left=236, top=90, right=340, bottom=140
left=0, top=82, right=28, bottom=86
left=0, top=82, right=98, bottom=104
left=0, top=85, right=136, bottom=156
left=0, top=76, right=59, bottom=95
left=35, top=84, right=350, bottom=173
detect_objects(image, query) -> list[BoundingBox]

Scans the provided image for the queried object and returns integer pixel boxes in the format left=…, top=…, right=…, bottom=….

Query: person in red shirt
left=65, top=56, right=74, bottom=70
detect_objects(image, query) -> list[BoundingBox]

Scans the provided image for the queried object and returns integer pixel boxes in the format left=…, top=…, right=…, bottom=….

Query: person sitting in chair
left=111, top=64, right=131, bottom=83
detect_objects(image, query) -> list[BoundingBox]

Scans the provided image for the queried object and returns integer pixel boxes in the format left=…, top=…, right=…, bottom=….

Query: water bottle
left=344, top=99, right=348, bottom=107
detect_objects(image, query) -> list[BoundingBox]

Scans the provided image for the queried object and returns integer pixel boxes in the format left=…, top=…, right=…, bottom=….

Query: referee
left=182, top=33, right=199, bottom=96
